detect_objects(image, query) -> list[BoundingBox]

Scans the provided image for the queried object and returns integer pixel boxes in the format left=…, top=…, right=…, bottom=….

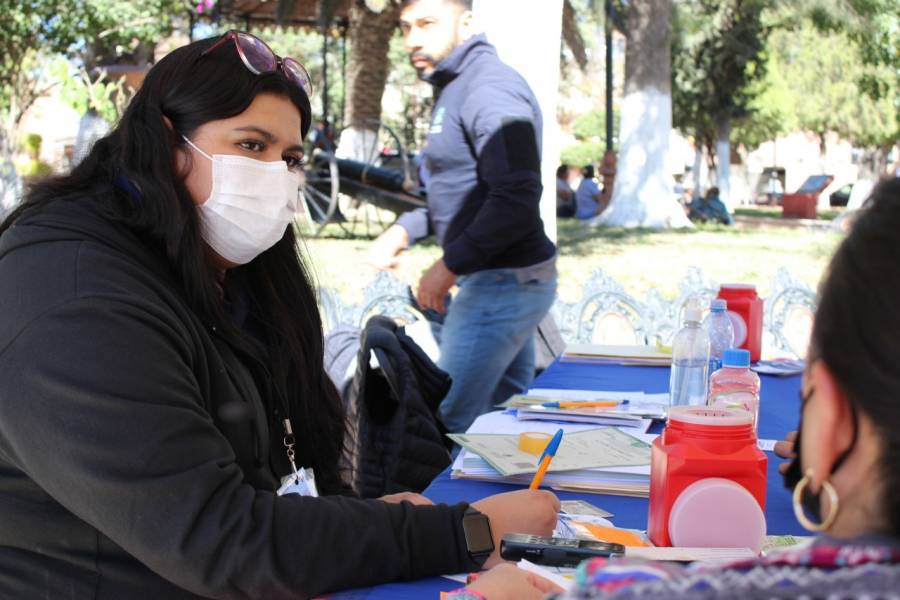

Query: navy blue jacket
left=396, top=35, right=556, bottom=275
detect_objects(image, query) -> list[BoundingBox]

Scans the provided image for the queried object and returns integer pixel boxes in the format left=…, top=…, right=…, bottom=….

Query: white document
left=449, top=427, right=651, bottom=476
left=526, top=388, right=648, bottom=402
left=466, top=409, right=602, bottom=435
left=450, top=412, right=655, bottom=495
left=518, top=389, right=669, bottom=421
left=517, top=559, right=575, bottom=592
left=560, top=500, right=613, bottom=518
left=757, top=439, right=777, bottom=452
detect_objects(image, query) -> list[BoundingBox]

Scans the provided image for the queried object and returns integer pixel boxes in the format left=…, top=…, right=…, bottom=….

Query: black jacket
left=396, top=34, right=556, bottom=274
left=0, top=193, right=481, bottom=599
left=350, top=316, right=452, bottom=499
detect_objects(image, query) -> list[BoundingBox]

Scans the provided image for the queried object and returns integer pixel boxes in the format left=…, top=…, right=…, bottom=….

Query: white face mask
left=183, top=136, right=301, bottom=265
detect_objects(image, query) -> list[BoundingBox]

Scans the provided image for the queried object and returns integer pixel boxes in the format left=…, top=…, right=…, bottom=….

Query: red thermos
left=718, top=284, right=763, bottom=362
left=648, top=406, right=768, bottom=552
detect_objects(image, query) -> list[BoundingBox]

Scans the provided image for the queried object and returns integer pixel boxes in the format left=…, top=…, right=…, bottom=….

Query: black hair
left=706, top=186, right=720, bottom=199
left=582, top=165, right=595, bottom=179
left=400, top=0, right=473, bottom=10
left=556, top=164, right=569, bottom=178
left=1, top=35, right=347, bottom=494
left=810, top=176, right=900, bottom=535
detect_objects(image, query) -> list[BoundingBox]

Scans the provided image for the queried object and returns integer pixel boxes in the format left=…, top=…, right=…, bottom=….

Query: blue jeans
left=438, top=268, right=557, bottom=433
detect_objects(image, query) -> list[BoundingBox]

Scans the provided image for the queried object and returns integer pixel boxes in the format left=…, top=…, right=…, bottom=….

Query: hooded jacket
left=349, top=316, right=452, bottom=499
left=0, top=192, right=481, bottom=599
left=396, top=34, right=556, bottom=275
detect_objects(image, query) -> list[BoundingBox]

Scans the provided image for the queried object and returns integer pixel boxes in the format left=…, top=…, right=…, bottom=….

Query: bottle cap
left=723, top=348, right=751, bottom=367
left=710, top=298, right=727, bottom=312
left=684, top=306, right=702, bottom=323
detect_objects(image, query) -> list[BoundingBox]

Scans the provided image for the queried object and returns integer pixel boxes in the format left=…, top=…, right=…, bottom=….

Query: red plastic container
left=648, top=406, right=767, bottom=548
left=782, top=174, right=833, bottom=219
left=782, top=193, right=818, bottom=219
left=718, top=284, right=763, bottom=362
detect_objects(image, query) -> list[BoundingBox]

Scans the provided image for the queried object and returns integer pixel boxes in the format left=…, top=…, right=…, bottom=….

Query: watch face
left=462, top=512, right=494, bottom=555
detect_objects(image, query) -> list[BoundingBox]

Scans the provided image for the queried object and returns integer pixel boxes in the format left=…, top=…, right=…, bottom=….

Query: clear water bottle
left=669, top=306, right=711, bottom=408
left=703, top=298, right=735, bottom=373
left=708, top=348, right=761, bottom=429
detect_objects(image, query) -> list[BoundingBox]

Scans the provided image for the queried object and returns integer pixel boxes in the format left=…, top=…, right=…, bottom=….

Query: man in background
left=368, top=0, right=557, bottom=434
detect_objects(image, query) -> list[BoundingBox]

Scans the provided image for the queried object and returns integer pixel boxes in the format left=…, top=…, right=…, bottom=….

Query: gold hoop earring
left=792, top=468, right=839, bottom=532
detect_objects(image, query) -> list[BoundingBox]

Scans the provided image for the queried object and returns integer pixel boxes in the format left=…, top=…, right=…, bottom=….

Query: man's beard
left=409, top=51, right=438, bottom=78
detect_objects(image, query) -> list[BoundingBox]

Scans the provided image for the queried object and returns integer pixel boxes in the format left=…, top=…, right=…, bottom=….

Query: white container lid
left=669, top=477, right=766, bottom=554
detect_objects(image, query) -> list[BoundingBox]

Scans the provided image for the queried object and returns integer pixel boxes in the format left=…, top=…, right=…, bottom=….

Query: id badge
left=277, top=467, right=319, bottom=498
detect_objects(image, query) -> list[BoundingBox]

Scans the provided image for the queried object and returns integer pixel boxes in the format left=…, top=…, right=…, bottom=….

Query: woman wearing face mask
left=452, top=177, right=900, bottom=599
left=0, top=33, right=559, bottom=599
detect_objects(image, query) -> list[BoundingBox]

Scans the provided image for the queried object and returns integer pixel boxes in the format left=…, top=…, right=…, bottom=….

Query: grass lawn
left=301, top=217, right=843, bottom=306
left=734, top=206, right=843, bottom=221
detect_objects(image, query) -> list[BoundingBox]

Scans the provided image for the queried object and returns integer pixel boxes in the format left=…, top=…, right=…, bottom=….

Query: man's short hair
left=400, top=0, right=473, bottom=10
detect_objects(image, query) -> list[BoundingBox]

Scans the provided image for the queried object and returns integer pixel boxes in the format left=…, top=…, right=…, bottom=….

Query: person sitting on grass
left=448, top=177, right=900, bottom=599
left=575, top=165, right=603, bottom=220
left=556, top=164, right=575, bottom=218
left=689, top=186, right=733, bottom=225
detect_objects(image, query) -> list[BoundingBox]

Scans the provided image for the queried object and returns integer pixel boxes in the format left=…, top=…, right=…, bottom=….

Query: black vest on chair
left=349, top=316, right=452, bottom=498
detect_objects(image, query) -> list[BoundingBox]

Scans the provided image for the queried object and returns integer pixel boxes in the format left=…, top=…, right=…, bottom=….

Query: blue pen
left=529, top=429, right=564, bottom=489
left=541, top=399, right=629, bottom=409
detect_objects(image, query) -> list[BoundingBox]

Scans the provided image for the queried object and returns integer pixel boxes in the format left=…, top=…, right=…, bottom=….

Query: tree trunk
left=595, top=0, right=690, bottom=228
left=691, top=136, right=702, bottom=200
left=715, top=117, right=731, bottom=209
left=337, top=0, right=400, bottom=160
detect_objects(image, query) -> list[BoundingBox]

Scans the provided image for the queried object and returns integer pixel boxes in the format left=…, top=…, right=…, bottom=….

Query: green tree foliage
left=672, top=0, right=773, bottom=151
left=561, top=141, right=605, bottom=167
left=1, top=1, right=84, bottom=131
left=739, top=23, right=898, bottom=151
left=245, top=23, right=347, bottom=125
left=15, top=132, right=51, bottom=177
left=75, top=1, right=190, bottom=66
left=728, top=50, right=796, bottom=149
left=1, top=1, right=189, bottom=149
left=561, top=109, right=620, bottom=166
left=791, top=0, right=899, bottom=100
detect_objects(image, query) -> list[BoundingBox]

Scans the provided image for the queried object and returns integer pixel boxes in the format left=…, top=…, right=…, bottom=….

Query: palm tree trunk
left=337, top=0, right=400, bottom=160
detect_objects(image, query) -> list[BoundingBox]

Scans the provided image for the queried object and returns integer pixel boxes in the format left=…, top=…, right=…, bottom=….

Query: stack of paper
left=516, top=405, right=649, bottom=429
left=561, top=343, right=672, bottom=367
left=449, top=411, right=653, bottom=497
left=500, top=389, right=669, bottom=428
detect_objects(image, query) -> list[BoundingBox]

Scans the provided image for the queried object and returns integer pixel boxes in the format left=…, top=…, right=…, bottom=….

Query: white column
left=473, top=0, right=563, bottom=242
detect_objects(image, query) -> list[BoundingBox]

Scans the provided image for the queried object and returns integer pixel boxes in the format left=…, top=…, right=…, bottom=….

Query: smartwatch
left=461, top=506, right=495, bottom=564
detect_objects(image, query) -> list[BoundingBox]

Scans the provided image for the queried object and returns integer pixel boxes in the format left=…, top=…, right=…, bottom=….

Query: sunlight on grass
left=302, top=219, right=843, bottom=305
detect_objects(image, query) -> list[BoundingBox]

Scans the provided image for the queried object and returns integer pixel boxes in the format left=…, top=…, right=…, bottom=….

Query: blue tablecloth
left=331, top=360, right=803, bottom=599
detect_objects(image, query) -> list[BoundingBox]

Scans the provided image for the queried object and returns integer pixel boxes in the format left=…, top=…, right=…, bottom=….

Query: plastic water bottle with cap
left=703, top=299, right=735, bottom=373
left=708, top=348, right=761, bottom=429
left=669, top=305, right=710, bottom=408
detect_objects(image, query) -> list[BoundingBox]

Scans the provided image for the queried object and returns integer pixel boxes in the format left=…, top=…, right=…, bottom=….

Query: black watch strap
left=461, top=506, right=495, bottom=564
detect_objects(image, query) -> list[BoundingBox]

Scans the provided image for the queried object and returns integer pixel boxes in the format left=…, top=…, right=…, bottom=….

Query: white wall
left=474, top=0, right=563, bottom=242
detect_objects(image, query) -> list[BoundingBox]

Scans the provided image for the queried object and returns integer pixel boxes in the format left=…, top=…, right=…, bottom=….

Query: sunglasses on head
left=203, top=30, right=313, bottom=97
